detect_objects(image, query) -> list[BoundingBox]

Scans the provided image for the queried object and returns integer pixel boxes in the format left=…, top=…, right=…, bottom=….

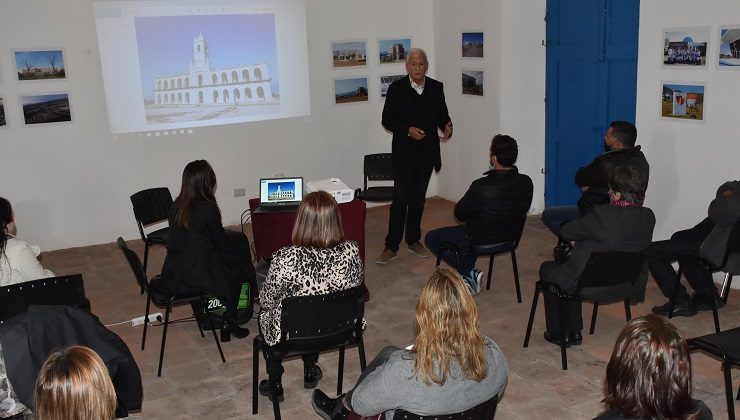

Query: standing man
left=376, top=48, right=453, bottom=264
left=541, top=121, right=649, bottom=237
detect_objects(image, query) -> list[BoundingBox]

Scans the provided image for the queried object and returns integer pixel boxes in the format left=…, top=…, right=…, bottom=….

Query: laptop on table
left=252, top=177, right=304, bottom=214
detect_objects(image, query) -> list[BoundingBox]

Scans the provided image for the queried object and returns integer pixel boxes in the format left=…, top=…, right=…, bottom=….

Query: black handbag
left=553, top=238, right=573, bottom=264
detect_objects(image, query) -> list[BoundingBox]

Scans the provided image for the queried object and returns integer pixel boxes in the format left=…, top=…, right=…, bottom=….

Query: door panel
left=545, top=0, right=639, bottom=206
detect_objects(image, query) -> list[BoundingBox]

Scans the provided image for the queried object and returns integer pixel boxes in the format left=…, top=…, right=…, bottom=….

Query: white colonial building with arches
left=150, top=33, right=275, bottom=107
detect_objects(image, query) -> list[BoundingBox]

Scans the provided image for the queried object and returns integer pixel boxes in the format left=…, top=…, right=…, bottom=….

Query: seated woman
left=312, top=266, right=508, bottom=420
left=258, top=191, right=363, bottom=401
left=539, top=166, right=655, bottom=346
left=0, top=197, right=55, bottom=286
left=593, top=314, right=713, bottom=420
left=160, top=160, right=256, bottom=341
left=34, top=346, right=117, bottom=420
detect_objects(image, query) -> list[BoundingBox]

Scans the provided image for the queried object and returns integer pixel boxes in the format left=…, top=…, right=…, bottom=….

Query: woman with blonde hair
left=594, top=314, right=712, bottom=420
left=258, top=190, right=364, bottom=401
left=312, top=265, right=508, bottom=419
left=34, top=346, right=117, bottom=420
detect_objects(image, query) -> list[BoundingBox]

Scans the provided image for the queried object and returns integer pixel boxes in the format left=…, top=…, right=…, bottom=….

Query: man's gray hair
left=406, top=48, right=428, bottom=64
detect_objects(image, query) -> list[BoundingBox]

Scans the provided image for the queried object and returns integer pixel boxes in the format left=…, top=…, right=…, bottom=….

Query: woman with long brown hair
left=594, top=314, right=713, bottom=420
left=0, top=197, right=55, bottom=286
left=161, top=160, right=256, bottom=341
left=34, top=346, right=117, bottom=420
left=258, top=190, right=364, bottom=401
left=312, top=265, right=508, bottom=419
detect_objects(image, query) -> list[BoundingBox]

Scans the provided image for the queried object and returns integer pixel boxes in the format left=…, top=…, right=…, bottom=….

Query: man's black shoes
left=651, top=300, right=697, bottom=317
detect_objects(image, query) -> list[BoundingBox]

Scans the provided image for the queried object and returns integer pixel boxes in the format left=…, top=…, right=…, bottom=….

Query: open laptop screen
left=259, top=177, right=303, bottom=206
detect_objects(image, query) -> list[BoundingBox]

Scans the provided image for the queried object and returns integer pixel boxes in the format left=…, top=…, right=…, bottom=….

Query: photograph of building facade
left=150, top=33, right=274, bottom=107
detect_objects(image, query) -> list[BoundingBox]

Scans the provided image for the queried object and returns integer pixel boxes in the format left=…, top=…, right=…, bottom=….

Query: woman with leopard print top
left=258, top=191, right=364, bottom=402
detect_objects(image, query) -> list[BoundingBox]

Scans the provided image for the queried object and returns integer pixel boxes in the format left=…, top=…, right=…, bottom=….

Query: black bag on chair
left=553, top=238, right=573, bottom=264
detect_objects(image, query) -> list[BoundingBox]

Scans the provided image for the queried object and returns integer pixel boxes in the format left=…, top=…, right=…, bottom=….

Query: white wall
left=0, top=0, right=435, bottom=250
left=637, top=0, right=740, bottom=240
left=433, top=0, right=546, bottom=213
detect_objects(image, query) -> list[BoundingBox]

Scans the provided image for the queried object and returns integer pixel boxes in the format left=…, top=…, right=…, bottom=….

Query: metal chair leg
left=157, top=302, right=171, bottom=377
left=721, top=273, right=733, bottom=304
left=589, top=303, right=599, bottom=335
left=252, top=337, right=260, bottom=415
left=142, top=295, right=152, bottom=350
left=624, top=298, right=632, bottom=321
left=192, top=301, right=205, bottom=338
left=511, top=249, right=522, bottom=303
left=486, top=255, right=495, bottom=290
left=723, top=361, right=736, bottom=420
left=357, top=328, right=367, bottom=370
left=337, top=347, right=345, bottom=396
left=711, top=299, right=721, bottom=333
left=523, top=288, right=540, bottom=348
left=557, top=297, right=568, bottom=370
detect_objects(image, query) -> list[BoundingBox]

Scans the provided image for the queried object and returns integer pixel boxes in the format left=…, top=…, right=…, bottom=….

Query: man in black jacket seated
left=424, top=135, right=533, bottom=293
left=648, top=181, right=740, bottom=317
left=541, top=121, right=649, bottom=236
left=539, top=167, right=655, bottom=346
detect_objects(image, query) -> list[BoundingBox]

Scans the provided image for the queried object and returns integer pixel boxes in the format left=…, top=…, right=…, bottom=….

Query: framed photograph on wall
left=334, top=77, right=368, bottom=104
left=462, top=32, right=484, bottom=58
left=0, top=97, right=6, bottom=128
left=20, top=92, right=72, bottom=126
left=660, top=82, right=705, bottom=122
left=718, top=26, right=740, bottom=67
left=662, top=27, right=709, bottom=67
left=380, top=74, right=405, bottom=98
left=378, top=38, right=411, bottom=64
left=14, top=48, right=67, bottom=81
left=332, top=40, right=367, bottom=68
left=462, top=69, right=484, bottom=96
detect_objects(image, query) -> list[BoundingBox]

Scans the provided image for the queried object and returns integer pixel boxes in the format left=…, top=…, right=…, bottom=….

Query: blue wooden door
left=544, top=0, right=639, bottom=206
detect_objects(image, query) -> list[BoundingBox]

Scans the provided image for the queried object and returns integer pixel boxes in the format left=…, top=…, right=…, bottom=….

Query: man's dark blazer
left=381, top=76, right=451, bottom=173
left=541, top=204, right=656, bottom=293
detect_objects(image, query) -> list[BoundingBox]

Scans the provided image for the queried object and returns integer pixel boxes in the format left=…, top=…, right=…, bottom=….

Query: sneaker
left=375, top=248, right=398, bottom=264
left=304, top=363, right=323, bottom=389
left=407, top=242, right=431, bottom=258
left=462, top=273, right=477, bottom=295
left=651, top=300, right=697, bottom=317
left=472, top=268, right=484, bottom=293
left=258, top=379, right=284, bottom=402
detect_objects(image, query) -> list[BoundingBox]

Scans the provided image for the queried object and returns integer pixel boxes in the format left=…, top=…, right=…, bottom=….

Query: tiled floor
left=40, top=197, right=739, bottom=419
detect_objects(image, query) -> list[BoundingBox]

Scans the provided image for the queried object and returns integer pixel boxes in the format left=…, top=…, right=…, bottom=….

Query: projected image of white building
left=152, top=33, right=274, bottom=106
left=135, top=13, right=280, bottom=125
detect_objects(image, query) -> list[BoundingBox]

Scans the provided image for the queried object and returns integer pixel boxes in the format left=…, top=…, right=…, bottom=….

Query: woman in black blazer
left=160, top=160, right=255, bottom=341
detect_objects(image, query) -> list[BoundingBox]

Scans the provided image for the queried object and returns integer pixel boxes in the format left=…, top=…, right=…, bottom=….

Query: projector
left=306, top=178, right=354, bottom=204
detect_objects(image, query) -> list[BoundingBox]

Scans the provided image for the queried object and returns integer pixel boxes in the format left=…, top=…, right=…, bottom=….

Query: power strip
left=131, top=313, right=163, bottom=326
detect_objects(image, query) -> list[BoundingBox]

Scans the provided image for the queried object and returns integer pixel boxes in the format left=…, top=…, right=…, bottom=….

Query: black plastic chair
left=668, top=220, right=740, bottom=332
left=252, top=286, right=367, bottom=420
left=436, top=214, right=527, bottom=302
left=392, top=394, right=499, bottom=420
left=0, top=274, right=89, bottom=322
left=130, top=187, right=173, bottom=276
left=523, top=252, right=646, bottom=370
left=355, top=153, right=394, bottom=202
left=117, top=237, right=225, bottom=377
left=688, top=327, right=740, bottom=420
